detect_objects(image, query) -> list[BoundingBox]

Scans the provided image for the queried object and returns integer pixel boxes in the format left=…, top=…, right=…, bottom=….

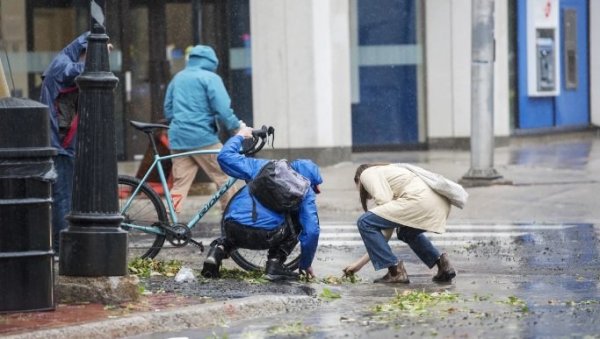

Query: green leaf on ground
left=268, top=321, right=313, bottom=336
left=319, top=287, right=342, bottom=301
left=127, top=258, right=183, bottom=278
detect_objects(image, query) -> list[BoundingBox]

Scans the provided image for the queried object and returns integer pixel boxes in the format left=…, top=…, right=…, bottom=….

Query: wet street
left=121, top=135, right=600, bottom=338
left=130, top=222, right=600, bottom=338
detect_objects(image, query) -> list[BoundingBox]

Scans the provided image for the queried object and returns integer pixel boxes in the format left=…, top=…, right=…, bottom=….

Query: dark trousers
left=52, top=155, right=74, bottom=254
left=219, top=216, right=300, bottom=261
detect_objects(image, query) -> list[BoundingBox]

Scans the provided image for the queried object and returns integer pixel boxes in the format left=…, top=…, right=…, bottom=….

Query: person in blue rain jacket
left=201, top=126, right=322, bottom=281
left=163, top=44, right=241, bottom=214
left=40, top=31, right=89, bottom=255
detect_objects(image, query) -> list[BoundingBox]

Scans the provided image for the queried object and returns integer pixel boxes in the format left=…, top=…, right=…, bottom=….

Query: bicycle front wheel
left=230, top=248, right=301, bottom=272
left=118, top=175, right=168, bottom=259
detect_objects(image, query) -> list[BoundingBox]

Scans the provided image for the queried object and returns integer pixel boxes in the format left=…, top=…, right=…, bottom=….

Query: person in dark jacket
left=201, top=126, right=322, bottom=281
left=39, top=32, right=89, bottom=255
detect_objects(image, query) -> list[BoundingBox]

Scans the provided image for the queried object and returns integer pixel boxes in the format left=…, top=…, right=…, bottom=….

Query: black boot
left=432, top=253, right=456, bottom=283
left=201, top=245, right=225, bottom=278
left=265, top=258, right=299, bottom=281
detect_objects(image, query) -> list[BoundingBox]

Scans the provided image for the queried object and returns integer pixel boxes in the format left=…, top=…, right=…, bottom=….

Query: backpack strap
left=251, top=195, right=257, bottom=223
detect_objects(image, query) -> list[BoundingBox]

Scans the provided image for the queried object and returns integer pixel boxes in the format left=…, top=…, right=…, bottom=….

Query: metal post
left=59, top=0, right=127, bottom=276
left=0, top=61, right=10, bottom=98
left=461, top=0, right=506, bottom=185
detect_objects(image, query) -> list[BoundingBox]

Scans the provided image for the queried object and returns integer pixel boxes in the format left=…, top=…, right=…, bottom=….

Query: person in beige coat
left=344, top=164, right=456, bottom=283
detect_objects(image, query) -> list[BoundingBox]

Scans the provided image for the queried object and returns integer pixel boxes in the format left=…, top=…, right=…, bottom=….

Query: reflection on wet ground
left=141, top=223, right=600, bottom=338
left=508, top=141, right=592, bottom=170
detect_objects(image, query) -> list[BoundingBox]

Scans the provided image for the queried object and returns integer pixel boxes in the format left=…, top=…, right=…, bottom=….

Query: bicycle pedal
left=190, top=239, right=204, bottom=252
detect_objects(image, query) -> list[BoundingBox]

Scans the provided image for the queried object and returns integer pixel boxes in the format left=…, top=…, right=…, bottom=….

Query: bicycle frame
left=120, top=149, right=238, bottom=235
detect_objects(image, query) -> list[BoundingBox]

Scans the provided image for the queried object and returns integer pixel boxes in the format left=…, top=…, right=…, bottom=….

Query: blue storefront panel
left=517, top=0, right=589, bottom=129
left=555, top=0, right=589, bottom=126
left=352, top=0, right=421, bottom=147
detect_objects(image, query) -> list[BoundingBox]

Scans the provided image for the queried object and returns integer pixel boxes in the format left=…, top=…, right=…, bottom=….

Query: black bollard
left=0, top=98, right=56, bottom=312
left=59, top=0, right=127, bottom=276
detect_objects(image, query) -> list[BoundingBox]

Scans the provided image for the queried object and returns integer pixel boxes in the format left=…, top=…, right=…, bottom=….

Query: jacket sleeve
left=297, top=191, right=320, bottom=270
left=206, top=75, right=240, bottom=132
left=163, top=82, right=174, bottom=122
left=217, top=135, right=261, bottom=180
left=360, top=168, right=393, bottom=206
left=58, top=61, right=84, bottom=84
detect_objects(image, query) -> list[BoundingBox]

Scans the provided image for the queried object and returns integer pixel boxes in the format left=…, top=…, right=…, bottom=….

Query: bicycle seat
left=130, top=120, right=169, bottom=133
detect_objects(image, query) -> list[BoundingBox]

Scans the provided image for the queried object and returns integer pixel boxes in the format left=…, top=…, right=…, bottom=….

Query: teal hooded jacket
left=164, top=45, right=240, bottom=150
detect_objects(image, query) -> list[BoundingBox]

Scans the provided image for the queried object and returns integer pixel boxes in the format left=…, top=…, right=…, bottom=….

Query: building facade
left=0, top=0, right=598, bottom=165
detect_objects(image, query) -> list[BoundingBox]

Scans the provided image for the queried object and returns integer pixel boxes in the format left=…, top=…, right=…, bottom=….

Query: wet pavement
left=138, top=222, right=600, bottom=338
left=2, top=131, right=600, bottom=338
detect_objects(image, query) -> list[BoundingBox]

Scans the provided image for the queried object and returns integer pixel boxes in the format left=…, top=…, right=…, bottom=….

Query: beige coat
left=360, top=165, right=451, bottom=233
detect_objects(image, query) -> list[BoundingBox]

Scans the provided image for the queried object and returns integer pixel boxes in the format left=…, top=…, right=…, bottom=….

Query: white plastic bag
left=174, top=267, right=196, bottom=283
left=394, top=163, right=469, bottom=209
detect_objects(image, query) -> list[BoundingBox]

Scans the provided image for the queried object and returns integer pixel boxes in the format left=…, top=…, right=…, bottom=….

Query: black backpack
left=248, top=160, right=310, bottom=216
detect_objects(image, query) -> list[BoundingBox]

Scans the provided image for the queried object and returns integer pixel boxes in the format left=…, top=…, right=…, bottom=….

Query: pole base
left=59, top=225, right=128, bottom=277
left=460, top=168, right=513, bottom=187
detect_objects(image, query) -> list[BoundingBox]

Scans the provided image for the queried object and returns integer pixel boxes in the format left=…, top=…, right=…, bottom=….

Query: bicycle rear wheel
left=118, top=175, right=168, bottom=259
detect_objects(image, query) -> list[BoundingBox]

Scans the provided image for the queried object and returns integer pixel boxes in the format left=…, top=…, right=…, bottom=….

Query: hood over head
left=186, top=44, right=219, bottom=72
left=291, top=159, right=323, bottom=194
left=42, top=31, right=89, bottom=80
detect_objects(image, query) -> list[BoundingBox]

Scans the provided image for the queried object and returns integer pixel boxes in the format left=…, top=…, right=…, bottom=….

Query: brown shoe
left=374, top=262, right=410, bottom=284
left=433, top=253, right=456, bottom=283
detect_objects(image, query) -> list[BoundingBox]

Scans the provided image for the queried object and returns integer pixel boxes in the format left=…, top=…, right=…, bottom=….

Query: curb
left=6, top=295, right=321, bottom=339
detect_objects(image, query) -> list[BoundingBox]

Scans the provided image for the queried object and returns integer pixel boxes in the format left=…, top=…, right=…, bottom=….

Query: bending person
left=201, top=126, right=323, bottom=281
left=348, top=163, right=457, bottom=284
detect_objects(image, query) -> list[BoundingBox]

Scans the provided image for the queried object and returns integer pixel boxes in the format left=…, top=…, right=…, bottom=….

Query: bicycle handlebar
left=240, top=125, right=275, bottom=156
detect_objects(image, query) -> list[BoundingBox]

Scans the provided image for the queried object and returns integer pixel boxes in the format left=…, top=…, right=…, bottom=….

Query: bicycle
left=118, top=120, right=301, bottom=272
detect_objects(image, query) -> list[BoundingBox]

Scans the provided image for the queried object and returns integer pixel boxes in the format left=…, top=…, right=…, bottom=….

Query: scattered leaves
left=319, top=287, right=342, bottom=301
left=128, top=258, right=183, bottom=278
left=218, top=267, right=268, bottom=284
left=320, top=274, right=361, bottom=285
left=373, top=290, right=460, bottom=317
left=498, top=295, right=529, bottom=313
left=268, top=321, right=313, bottom=336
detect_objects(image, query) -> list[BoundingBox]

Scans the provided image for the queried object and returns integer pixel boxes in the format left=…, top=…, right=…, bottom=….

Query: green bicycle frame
left=120, top=148, right=238, bottom=235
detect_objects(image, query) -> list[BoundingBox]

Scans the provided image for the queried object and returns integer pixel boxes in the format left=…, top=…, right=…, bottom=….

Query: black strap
left=251, top=195, right=257, bottom=222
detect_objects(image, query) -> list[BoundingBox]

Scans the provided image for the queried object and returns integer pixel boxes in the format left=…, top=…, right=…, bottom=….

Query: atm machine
left=527, top=0, right=560, bottom=97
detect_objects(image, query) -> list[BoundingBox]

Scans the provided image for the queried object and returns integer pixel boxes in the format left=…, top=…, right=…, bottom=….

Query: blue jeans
left=52, top=155, right=74, bottom=254
left=357, top=212, right=441, bottom=271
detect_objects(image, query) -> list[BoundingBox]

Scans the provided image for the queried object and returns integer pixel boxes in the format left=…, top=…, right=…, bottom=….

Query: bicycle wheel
left=118, top=175, right=168, bottom=259
left=230, top=247, right=301, bottom=272
left=224, top=222, right=302, bottom=272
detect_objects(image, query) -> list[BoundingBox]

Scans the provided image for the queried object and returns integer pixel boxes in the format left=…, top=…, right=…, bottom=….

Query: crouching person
left=201, top=126, right=323, bottom=281
left=346, top=163, right=463, bottom=284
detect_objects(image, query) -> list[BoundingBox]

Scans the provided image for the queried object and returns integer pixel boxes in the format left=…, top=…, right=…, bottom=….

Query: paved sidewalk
left=2, top=130, right=599, bottom=338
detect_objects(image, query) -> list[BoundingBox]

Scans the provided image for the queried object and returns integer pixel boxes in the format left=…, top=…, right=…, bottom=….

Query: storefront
left=0, top=0, right=252, bottom=160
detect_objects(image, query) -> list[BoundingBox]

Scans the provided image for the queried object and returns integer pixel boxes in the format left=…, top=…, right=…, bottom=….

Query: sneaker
left=265, top=258, right=299, bottom=281
left=201, top=245, right=225, bottom=278
left=373, top=262, right=410, bottom=284
left=432, top=253, right=456, bottom=283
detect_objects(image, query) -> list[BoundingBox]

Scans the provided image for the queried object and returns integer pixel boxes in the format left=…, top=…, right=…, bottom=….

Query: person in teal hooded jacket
left=164, top=45, right=241, bottom=214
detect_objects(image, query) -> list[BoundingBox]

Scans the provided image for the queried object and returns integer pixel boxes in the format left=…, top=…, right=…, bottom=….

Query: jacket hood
left=186, top=45, right=219, bottom=72
left=291, top=159, right=323, bottom=193
left=42, top=32, right=89, bottom=79
left=63, top=32, right=89, bottom=63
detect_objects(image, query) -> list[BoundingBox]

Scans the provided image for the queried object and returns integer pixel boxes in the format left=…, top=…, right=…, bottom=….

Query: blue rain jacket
left=164, top=45, right=240, bottom=150
left=217, top=135, right=323, bottom=269
left=40, top=32, right=88, bottom=157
